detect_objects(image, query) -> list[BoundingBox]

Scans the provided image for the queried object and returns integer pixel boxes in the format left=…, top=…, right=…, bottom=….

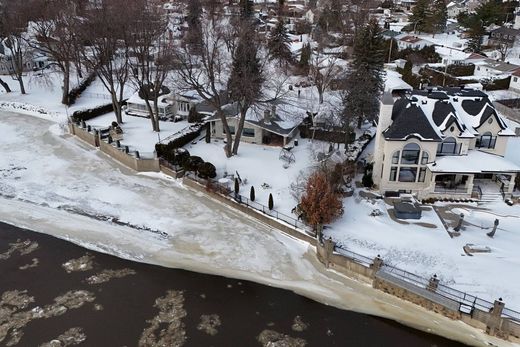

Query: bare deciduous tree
left=128, top=1, right=174, bottom=132
left=81, top=0, right=137, bottom=124
left=309, top=51, right=341, bottom=104
left=28, top=0, right=83, bottom=105
left=175, top=18, right=236, bottom=157
left=1, top=0, right=31, bottom=94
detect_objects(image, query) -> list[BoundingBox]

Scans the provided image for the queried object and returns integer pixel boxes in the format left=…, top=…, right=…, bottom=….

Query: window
left=392, top=151, right=400, bottom=164
left=401, top=143, right=420, bottom=164
left=390, top=167, right=398, bottom=181
left=476, top=131, right=496, bottom=149
left=242, top=128, right=255, bottom=137
left=398, top=167, right=417, bottom=182
left=418, top=168, right=426, bottom=182
left=388, top=143, right=429, bottom=183
left=514, top=77, right=518, bottom=82
left=223, top=125, right=235, bottom=135
left=437, top=137, right=459, bottom=155
left=421, top=152, right=429, bottom=165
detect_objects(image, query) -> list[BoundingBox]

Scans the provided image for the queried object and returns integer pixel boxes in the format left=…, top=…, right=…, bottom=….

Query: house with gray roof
left=373, top=87, right=519, bottom=200
left=207, top=101, right=305, bottom=147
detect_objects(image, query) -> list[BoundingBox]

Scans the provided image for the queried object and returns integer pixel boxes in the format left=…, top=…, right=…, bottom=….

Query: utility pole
left=388, top=38, right=393, bottom=63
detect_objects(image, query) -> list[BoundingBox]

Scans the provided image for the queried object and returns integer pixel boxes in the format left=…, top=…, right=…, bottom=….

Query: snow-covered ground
left=186, top=138, right=320, bottom=214
left=87, top=112, right=193, bottom=155
left=0, top=70, right=132, bottom=118
left=0, top=111, right=514, bottom=347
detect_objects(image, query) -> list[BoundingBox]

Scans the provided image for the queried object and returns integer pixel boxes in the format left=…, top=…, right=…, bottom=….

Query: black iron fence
left=185, top=172, right=313, bottom=235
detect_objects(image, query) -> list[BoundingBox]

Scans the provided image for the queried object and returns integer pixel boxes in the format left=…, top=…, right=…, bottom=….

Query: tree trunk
left=153, top=99, right=161, bottom=132
left=144, top=100, right=158, bottom=132
left=111, top=93, right=123, bottom=124
left=232, top=107, right=247, bottom=155
left=357, top=114, right=363, bottom=129
left=18, top=75, right=26, bottom=95
left=219, top=111, right=233, bottom=158
left=0, top=78, right=11, bottom=93
left=318, top=88, right=324, bottom=104
left=61, top=62, right=70, bottom=105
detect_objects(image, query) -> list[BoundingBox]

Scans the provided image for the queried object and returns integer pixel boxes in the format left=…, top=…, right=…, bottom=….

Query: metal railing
left=434, top=184, right=469, bottom=194
left=334, top=243, right=373, bottom=266
left=184, top=172, right=313, bottom=234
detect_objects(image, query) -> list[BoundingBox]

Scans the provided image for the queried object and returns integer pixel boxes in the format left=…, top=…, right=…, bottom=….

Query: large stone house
left=373, top=87, right=519, bottom=200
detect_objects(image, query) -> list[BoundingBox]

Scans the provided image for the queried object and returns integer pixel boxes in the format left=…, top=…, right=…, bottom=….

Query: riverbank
left=0, top=221, right=467, bottom=346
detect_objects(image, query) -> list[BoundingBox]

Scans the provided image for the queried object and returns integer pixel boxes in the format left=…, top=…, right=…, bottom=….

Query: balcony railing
left=434, top=183, right=469, bottom=194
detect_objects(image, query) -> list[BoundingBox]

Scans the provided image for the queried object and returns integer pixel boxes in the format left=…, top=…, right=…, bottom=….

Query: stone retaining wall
left=70, top=123, right=98, bottom=147
left=99, top=139, right=159, bottom=172
left=182, top=177, right=317, bottom=246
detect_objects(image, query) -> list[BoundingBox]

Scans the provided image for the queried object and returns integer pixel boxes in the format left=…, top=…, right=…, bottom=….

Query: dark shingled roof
left=432, top=101, right=456, bottom=127
left=384, top=103, right=441, bottom=141
left=461, top=98, right=489, bottom=116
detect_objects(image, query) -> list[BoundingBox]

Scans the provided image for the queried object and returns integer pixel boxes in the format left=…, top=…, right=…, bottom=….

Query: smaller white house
left=510, top=70, right=520, bottom=92
left=474, top=59, right=520, bottom=79
left=126, top=87, right=197, bottom=120
left=395, top=35, right=434, bottom=50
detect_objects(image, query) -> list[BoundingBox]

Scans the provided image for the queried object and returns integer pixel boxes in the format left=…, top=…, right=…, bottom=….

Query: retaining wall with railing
left=70, top=122, right=160, bottom=173
left=69, top=120, right=520, bottom=342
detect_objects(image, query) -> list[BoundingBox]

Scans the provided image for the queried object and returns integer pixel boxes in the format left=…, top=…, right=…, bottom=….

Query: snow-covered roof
left=428, top=150, right=520, bottom=173
left=385, top=69, right=413, bottom=93
left=384, top=87, right=514, bottom=141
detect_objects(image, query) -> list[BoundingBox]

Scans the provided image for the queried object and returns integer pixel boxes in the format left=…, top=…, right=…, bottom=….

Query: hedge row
left=159, top=148, right=216, bottom=179
left=299, top=124, right=355, bottom=144
left=483, top=76, right=511, bottom=91
left=155, top=125, right=202, bottom=154
left=67, top=71, right=97, bottom=105
left=72, top=103, right=114, bottom=122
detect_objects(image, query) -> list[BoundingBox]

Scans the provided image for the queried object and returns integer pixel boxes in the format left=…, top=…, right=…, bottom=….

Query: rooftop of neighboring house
left=476, top=59, right=520, bottom=73
left=383, top=87, right=515, bottom=141
left=207, top=98, right=307, bottom=136
left=490, top=27, right=520, bottom=37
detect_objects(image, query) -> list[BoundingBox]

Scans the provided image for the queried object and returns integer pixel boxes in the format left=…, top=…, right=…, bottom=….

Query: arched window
left=401, top=143, right=420, bottom=164
left=437, top=137, right=459, bottom=155
left=477, top=131, right=496, bottom=149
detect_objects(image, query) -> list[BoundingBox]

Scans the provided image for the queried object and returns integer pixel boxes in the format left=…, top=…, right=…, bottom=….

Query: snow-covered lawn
left=186, top=139, right=322, bottom=214
left=324, top=186, right=520, bottom=310
left=86, top=112, right=193, bottom=155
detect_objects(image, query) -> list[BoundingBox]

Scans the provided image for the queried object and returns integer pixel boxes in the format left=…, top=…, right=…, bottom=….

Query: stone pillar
left=371, top=255, right=384, bottom=274
left=316, top=223, right=323, bottom=243
left=427, top=274, right=439, bottom=292
left=486, top=298, right=505, bottom=336
left=323, top=238, right=335, bottom=268
left=507, top=173, right=516, bottom=195
left=466, top=175, right=474, bottom=194
left=487, top=219, right=499, bottom=238
left=454, top=213, right=464, bottom=232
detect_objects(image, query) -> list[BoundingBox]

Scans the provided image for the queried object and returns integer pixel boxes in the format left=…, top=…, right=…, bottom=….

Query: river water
left=0, top=222, right=466, bottom=347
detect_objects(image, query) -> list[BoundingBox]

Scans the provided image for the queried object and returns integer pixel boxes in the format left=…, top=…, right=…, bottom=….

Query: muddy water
left=0, top=222, right=466, bottom=347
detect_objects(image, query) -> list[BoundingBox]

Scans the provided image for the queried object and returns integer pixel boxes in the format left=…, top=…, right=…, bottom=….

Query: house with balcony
left=373, top=87, right=520, bottom=201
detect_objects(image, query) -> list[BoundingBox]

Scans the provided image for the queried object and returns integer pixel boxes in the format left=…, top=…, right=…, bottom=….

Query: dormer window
left=476, top=131, right=496, bottom=149
left=437, top=137, right=461, bottom=155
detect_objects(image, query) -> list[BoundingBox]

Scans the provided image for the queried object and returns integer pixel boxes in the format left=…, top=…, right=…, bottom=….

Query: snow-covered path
left=0, top=111, right=514, bottom=346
